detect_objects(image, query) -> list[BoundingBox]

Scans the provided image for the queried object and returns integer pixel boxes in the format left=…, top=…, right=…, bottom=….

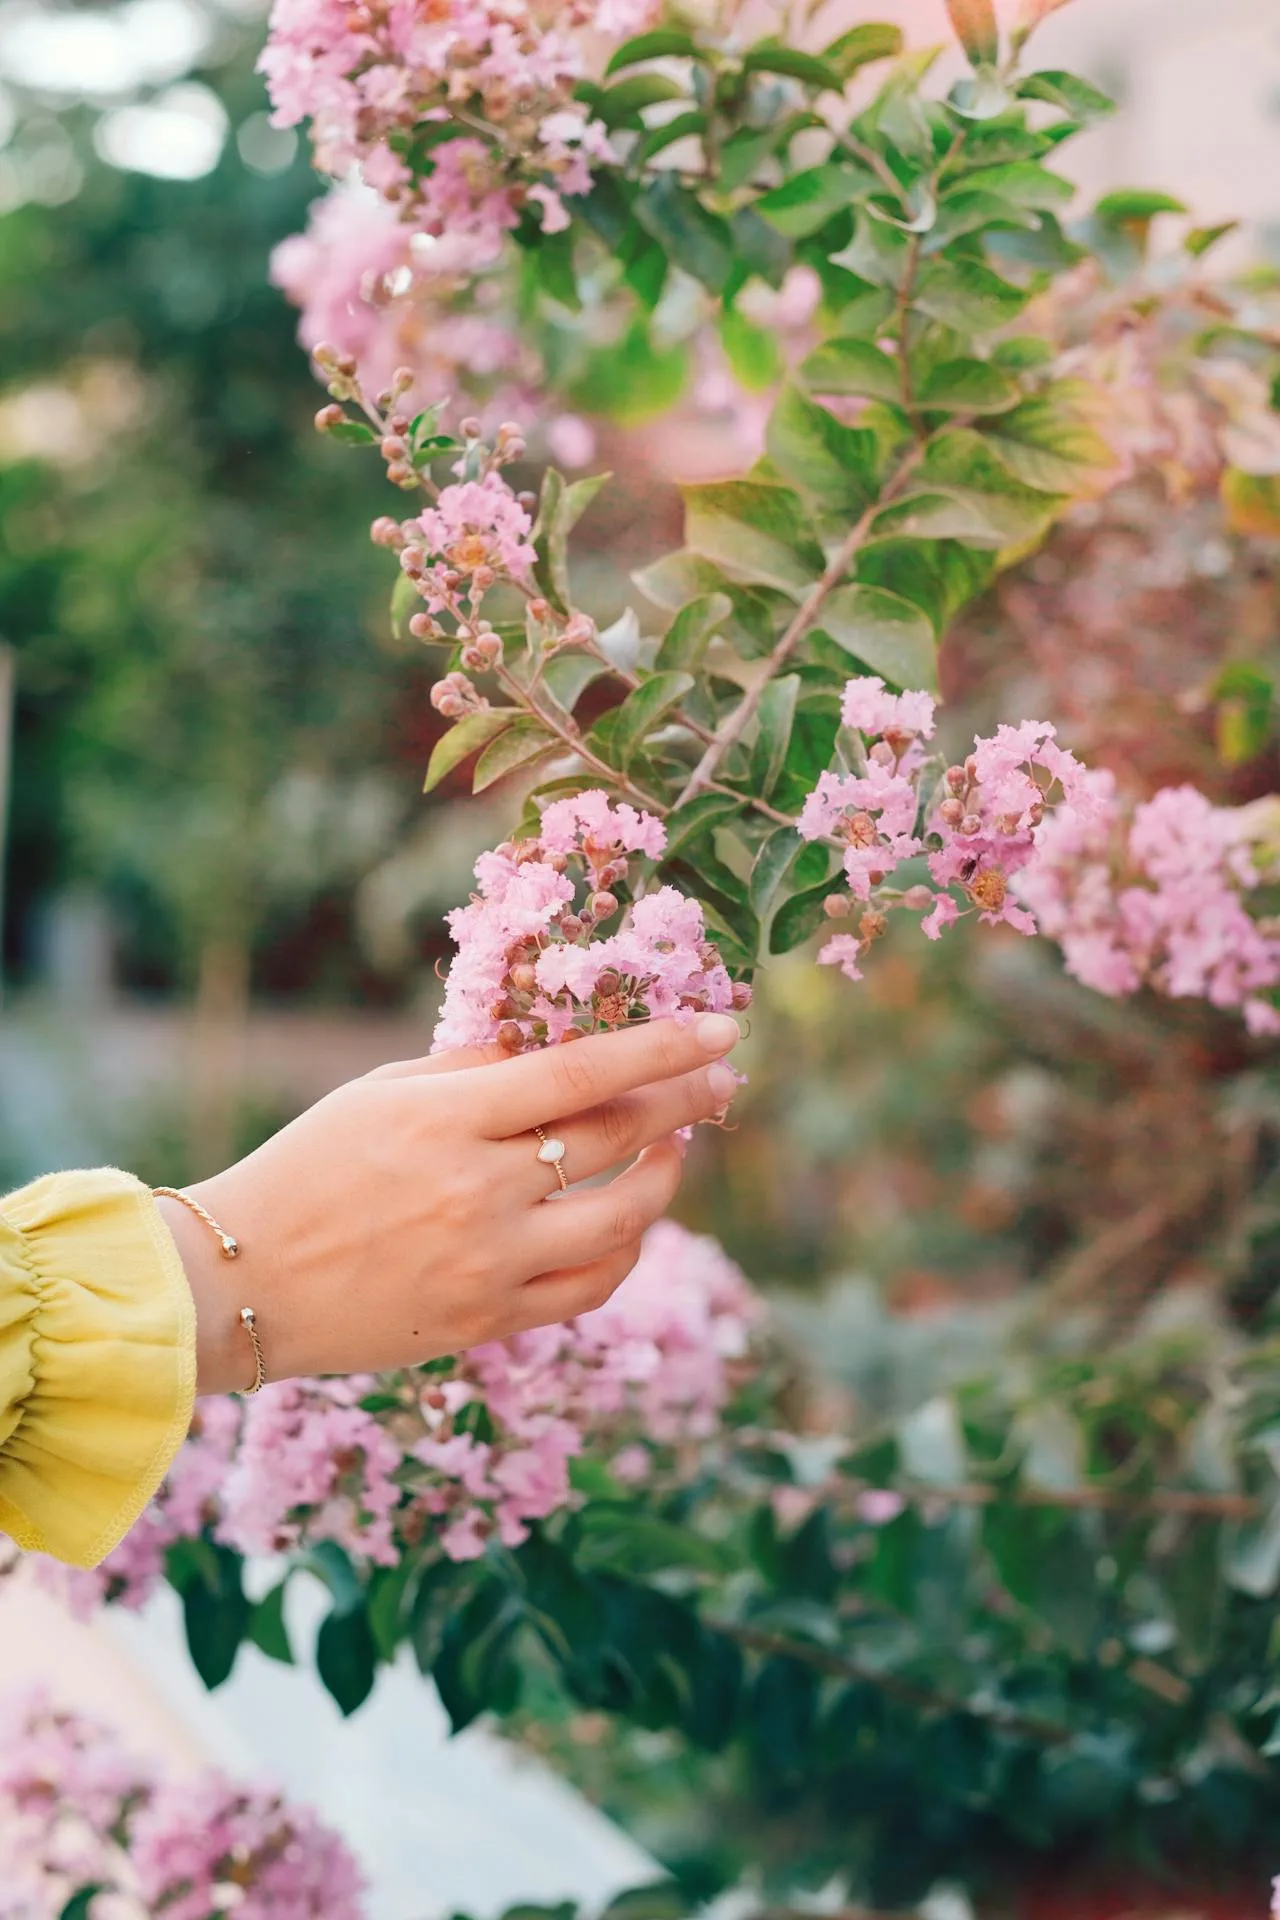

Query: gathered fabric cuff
left=0, top=1169, right=196, bottom=1568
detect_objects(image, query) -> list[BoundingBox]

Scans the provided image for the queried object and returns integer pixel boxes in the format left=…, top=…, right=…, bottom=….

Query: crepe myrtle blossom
left=0, top=1689, right=365, bottom=1920
left=433, top=790, right=745, bottom=1054
left=1019, top=776, right=1280, bottom=1033
left=800, top=678, right=1104, bottom=980
left=259, top=0, right=653, bottom=260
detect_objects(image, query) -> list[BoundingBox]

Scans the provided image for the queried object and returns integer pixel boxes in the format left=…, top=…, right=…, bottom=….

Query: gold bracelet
left=153, top=1187, right=266, bottom=1395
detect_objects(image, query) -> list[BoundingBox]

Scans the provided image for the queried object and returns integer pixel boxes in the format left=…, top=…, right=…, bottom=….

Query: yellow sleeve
left=0, top=1169, right=196, bottom=1568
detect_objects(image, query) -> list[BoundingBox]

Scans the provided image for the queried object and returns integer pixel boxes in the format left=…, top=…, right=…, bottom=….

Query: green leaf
left=632, top=110, right=706, bottom=167
left=661, top=792, right=746, bottom=863
left=742, top=43, right=843, bottom=90
left=984, top=392, right=1113, bottom=492
left=1225, top=1499, right=1280, bottom=1599
left=317, top=1602, right=378, bottom=1717
left=542, top=651, right=613, bottom=715
left=765, top=382, right=879, bottom=512
left=573, top=1507, right=731, bottom=1577
left=423, top=710, right=516, bottom=793
left=888, top=427, right=1063, bottom=547
left=948, top=70, right=1012, bottom=121
left=390, top=570, right=423, bottom=643
left=916, top=356, right=1019, bottom=414
left=756, top=163, right=870, bottom=239
left=821, top=23, right=904, bottom=80
left=182, top=1544, right=251, bottom=1691
left=682, top=479, right=825, bottom=595
left=59, top=1890, right=108, bottom=1920
left=326, top=419, right=376, bottom=446
left=612, top=670, right=696, bottom=770
left=605, top=28, right=697, bottom=73
left=367, top=1561, right=416, bottom=1663
left=818, top=584, right=938, bottom=690
left=247, top=1580, right=294, bottom=1666
left=473, top=716, right=556, bottom=791
left=571, top=320, right=687, bottom=426
left=1093, top=187, right=1187, bottom=226
left=533, top=467, right=612, bottom=611
left=749, top=675, right=801, bottom=801
left=635, top=175, right=733, bottom=292
left=720, top=308, right=783, bottom=391
left=1017, top=70, right=1116, bottom=122
left=944, top=0, right=999, bottom=65
left=924, top=189, right=1040, bottom=251
left=800, top=336, right=900, bottom=403
left=719, top=113, right=821, bottom=192
left=656, top=592, right=732, bottom=673
left=434, top=1579, right=523, bottom=1732
left=912, top=256, right=1030, bottom=331
left=1186, top=220, right=1239, bottom=259
left=601, top=1884, right=691, bottom=1920
left=596, top=72, right=686, bottom=128
left=955, top=160, right=1075, bottom=209
left=770, top=882, right=833, bottom=954
left=749, top=825, right=805, bottom=920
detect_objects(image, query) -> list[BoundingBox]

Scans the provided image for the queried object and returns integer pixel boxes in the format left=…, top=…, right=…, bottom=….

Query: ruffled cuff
left=0, top=1169, right=196, bottom=1568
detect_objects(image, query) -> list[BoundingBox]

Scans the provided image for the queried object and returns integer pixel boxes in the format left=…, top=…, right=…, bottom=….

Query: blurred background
left=1, top=0, right=1279, bottom=1912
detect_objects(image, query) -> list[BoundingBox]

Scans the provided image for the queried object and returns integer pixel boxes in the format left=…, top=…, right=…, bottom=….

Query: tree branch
left=674, top=448, right=925, bottom=806
left=705, top=1616, right=1072, bottom=1745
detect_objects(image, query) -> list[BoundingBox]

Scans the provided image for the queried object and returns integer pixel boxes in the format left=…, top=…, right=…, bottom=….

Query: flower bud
left=945, top=765, right=967, bottom=794
left=389, top=413, right=411, bottom=435
left=400, top=546, right=426, bottom=576
left=959, top=813, right=982, bottom=837
left=315, top=404, right=347, bottom=432
left=823, top=893, right=853, bottom=919
left=393, top=367, right=414, bottom=394
left=460, top=415, right=482, bottom=440
left=594, top=969, right=621, bottom=998
left=730, top=981, right=753, bottom=1010
left=517, top=491, right=538, bottom=513
left=312, top=342, right=340, bottom=369
left=409, top=613, right=439, bottom=641
left=497, top=421, right=524, bottom=442
left=387, top=461, right=414, bottom=486
left=589, top=890, right=619, bottom=921
left=529, top=596, right=551, bottom=621
left=562, top=611, right=597, bottom=648
left=859, top=908, right=888, bottom=941
left=497, top=1021, right=524, bottom=1052
left=882, top=725, right=913, bottom=754
left=559, top=914, right=584, bottom=941
left=370, top=515, right=405, bottom=548
left=470, top=564, right=496, bottom=595
left=380, top=435, right=408, bottom=460
left=902, top=885, right=935, bottom=911
left=964, top=754, right=979, bottom=781
left=336, top=353, right=358, bottom=378
left=509, top=961, right=538, bottom=994
left=376, top=388, right=395, bottom=412
left=938, top=797, right=964, bottom=827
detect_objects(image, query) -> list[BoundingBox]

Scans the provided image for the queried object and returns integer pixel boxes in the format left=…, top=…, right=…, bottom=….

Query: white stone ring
left=532, top=1125, right=569, bottom=1193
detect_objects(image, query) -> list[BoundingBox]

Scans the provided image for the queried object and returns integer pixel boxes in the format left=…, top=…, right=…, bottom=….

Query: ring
left=533, top=1126, right=569, bottom=1193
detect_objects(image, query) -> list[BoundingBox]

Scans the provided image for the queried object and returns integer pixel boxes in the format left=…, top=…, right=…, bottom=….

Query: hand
left=158, top=1014, right=742, bottom=1394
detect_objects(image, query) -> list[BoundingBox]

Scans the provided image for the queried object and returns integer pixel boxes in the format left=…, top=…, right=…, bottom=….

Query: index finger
left=456, top=1014, right=741, bottom=1137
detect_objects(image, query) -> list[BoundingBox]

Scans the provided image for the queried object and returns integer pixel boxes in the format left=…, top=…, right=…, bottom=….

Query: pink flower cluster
left=0, top=1689, right=365, bottom=1920
left=270, top=186, right=531, bottom=417
left=413, top=1219, right=757, bottom=1557
left=219, top=1375, right=403, bottom=1566
left=433, top=788, right=742, bottom=1052
left=259, top=0, right=653, bottom=251
left=800, top=677, right=1101, bottom=981
left=1019, top=776, right=1280, bottom=1033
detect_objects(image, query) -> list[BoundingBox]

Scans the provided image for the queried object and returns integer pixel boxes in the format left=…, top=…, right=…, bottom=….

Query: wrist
left=155, top=1192, right=253, bottom=1396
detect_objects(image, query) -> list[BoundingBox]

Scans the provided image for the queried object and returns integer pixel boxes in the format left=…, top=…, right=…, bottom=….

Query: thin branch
left=674, top=447, right=925, bottom=806
left=835, top=1479, right=1263, bottom=1523
left=705, top=1616, right=1072, bottom=1745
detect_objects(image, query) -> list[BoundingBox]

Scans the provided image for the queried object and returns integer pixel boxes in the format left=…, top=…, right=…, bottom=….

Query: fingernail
left=707, top=1061, right=738, bottom=1103
left=696, top=1013, right=740, bottom=1054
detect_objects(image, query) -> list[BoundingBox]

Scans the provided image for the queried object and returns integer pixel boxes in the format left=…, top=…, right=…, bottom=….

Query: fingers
left=366, top=1042, right=508, bottom=1082
left=506, top=1241, right=643, bottom=1333
left=521, top=1138, right=684, bottom=1273
left=519, top=1060, right=736, bottom=1191
left=457, top=1014, right=741, bottom=1138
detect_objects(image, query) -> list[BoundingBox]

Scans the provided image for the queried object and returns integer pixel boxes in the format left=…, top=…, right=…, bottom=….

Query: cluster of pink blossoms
left=801, top=677, right=1103, bottom=982
left=270, top=186, right=532, bottom=415
left=260, top=0, right=654, bottom=246
left=1020, top=776, right=1280, bottom=1034
left=21, top=1218, right=758, bottom=1602
left=433, top=788, right=744, bottom=1052
left=411, top=1219, right=757, bottom=1558
left=0, top=1689, right=364, bottom=1920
